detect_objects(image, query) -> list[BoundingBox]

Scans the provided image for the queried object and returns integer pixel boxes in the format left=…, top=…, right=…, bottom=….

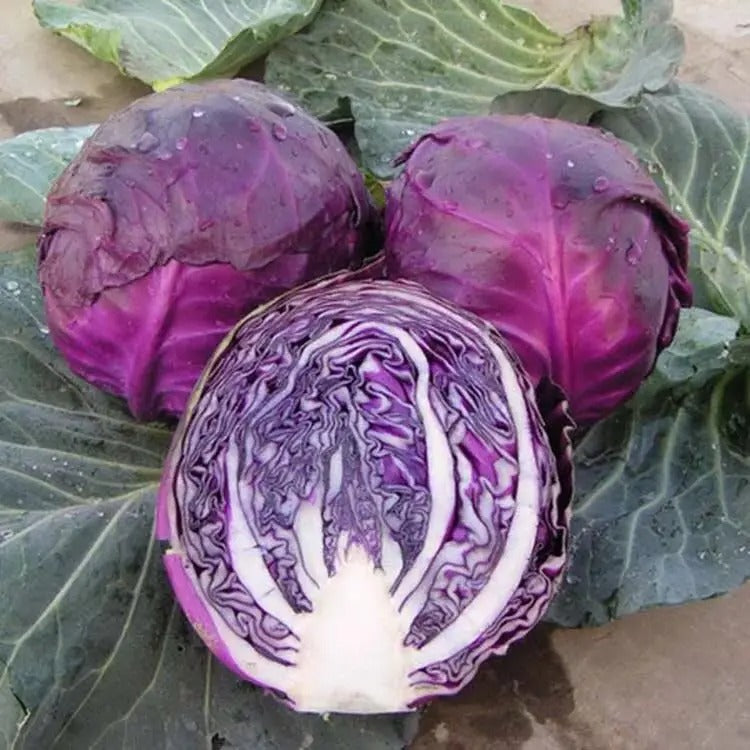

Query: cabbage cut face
left=156, top=277, right=572, bottom=714
left=38, top=79, right=373, bottom=420
left=385, top=115, right=692, bottom=425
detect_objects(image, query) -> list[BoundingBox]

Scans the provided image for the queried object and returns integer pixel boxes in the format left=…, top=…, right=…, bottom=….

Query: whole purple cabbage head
left=156, top=275, right=573, bottom=713
left=385, top=115, right=692, bottom=425
left=38, top=79, right=374, bottom=420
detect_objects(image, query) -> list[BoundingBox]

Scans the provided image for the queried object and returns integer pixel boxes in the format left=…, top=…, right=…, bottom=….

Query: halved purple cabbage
left=156, top=276, right=572, bottom=713
left=38, top=79, right=373, bottom=420
left=385, top=115, right=692, bottom=425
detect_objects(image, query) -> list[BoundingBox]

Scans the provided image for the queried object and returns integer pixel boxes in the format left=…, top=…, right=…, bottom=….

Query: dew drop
left=192, top=108, right=205, bottom=118
left=5, top=280, right=19, bottom=291
left=38, top=325, right=49, bottom=335
left=175, top=137, right=188, bottom=151
left=551, top=186, right=571, bottom=209
left=566, top=159, right=575, bottom=168
left=415, top=170, right=435, bottom=190
left=268, top=100, right=296, bottom=118
left=625, top=240, right=643, bottom=265
left=479, top=10, right=488, bottom=21
left=272, top=123, right=288, bottom=141
left=135, top=132, right=159, bottom=153
left=593, top=176, right=609, bottom=192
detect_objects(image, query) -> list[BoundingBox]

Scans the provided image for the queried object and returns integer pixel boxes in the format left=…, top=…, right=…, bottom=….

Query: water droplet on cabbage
left=272, top=123, right=288, bottom=141
left=415, top=170, right=435, bottom=190
left=268, top=100, right=296, bottom=118
left=593, top=176, right=609, bottom=192
left=135, top=132, right=160, bottom=153
left=192, top=109, right=205, bottom=118
left=625, top=240, right=643, bottom=265
left=551, top=186, right=570, bottom=209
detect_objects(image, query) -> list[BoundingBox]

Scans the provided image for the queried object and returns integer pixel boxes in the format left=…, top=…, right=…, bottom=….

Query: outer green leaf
left=549, top=310, right=750, bottom=626
left=265, top=0, right=684, bottom=175
left=594, top=84, right=750, bottom=327
left=0, top=249, right=415, bottom=749
left=33, top=0, right=322, bottom=90
left=0, top=126, right=96, bottom=226
left=490, top=88, right=608, bottom=123
left=647, top=307, right=739, bottom=391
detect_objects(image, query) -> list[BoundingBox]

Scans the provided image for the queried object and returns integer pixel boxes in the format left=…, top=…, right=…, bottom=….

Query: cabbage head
left=156, top=275, right=573, bottom=714
left=38, top=80, right=374, bottom=420
left=385, top=115, right=692, bottom=424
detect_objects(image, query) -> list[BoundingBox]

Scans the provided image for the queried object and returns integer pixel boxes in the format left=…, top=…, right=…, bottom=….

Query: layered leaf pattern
left=33, top=0, right=322, bottom=90
left=266, top=0, right=684, bottom=174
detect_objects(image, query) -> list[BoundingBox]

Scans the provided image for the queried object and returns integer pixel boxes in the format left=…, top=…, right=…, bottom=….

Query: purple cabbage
left=38, top=79, right=374, bottom=420
left=385, top=115, right=692, bottom=425
left=156, top=275, right=572, bottom=713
